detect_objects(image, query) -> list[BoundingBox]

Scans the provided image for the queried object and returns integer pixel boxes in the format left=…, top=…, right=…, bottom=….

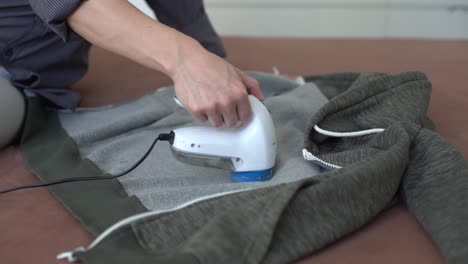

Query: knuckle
left=234, top=89, right=248, bottom=101
left=248, top=76, right=259, bottom=86
left=252, top=79, right=260, bottom=88
left=219, top=97, right=233, bottom=109
left=203, top=102, right=217, bottom=114
left=187, top=104, right=202, bottom=115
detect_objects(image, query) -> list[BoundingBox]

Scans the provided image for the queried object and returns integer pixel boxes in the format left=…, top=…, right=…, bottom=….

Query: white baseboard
left=128, top=0, right=468, bottom=39
left=205, top=0, right=468, bottom=39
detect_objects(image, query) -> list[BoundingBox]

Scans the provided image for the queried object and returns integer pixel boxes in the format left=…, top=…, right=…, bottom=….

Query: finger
left=239, top=71, right=264, bottom=100
left=236, top=94, right=252, bottom=123
left=186, top=101, right=209, bottom=123
left=207, top=111, right=224, bottom=127
left=221, top=103, right=239, bottom=128
left=192, top=112, right=208, bottom=123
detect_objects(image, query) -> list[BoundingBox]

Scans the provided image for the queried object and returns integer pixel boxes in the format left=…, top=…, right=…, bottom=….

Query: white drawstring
left=313, top=125, right=385, bottom=137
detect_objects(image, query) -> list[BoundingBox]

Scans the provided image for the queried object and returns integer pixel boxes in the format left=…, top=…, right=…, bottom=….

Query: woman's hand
left=170, top=39, right=263, bottom=127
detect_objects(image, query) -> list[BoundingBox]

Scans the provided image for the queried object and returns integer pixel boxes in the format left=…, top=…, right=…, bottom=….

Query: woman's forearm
left=67, top=0, right=197, bottom=77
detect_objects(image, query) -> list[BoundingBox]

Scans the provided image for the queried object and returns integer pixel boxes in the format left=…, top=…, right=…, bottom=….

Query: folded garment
left=20, top=72, right=468, bottom=264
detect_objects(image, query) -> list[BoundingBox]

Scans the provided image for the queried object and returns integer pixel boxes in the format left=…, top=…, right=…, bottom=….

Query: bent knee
left=0, top=77, right=25, bottom=148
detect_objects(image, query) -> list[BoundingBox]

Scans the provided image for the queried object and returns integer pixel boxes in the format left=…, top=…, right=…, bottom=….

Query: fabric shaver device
left=170, top=95, right=277, bottom=182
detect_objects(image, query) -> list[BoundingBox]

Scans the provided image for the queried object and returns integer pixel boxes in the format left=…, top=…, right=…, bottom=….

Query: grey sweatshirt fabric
left=18, top=71, right=468, bottom=263
left=58, top=72, right=328, bottom=212
left=305, top=72, right=468, bottom=263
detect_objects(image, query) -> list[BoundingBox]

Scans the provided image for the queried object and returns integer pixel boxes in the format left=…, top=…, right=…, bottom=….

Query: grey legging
left=0, top=77, right=25, bottom=148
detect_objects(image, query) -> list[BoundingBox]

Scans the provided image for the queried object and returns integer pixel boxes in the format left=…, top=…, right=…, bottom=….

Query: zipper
left=302, top=149, right=342, bottom=170
left=57, top=186, right=260, bottom=262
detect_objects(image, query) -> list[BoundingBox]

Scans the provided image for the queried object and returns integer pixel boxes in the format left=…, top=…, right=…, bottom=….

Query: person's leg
left=0, top=77, right=26, bottom=148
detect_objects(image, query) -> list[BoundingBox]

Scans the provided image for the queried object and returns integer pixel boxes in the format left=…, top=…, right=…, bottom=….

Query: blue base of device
left=230, top=169, right=273, bottom=182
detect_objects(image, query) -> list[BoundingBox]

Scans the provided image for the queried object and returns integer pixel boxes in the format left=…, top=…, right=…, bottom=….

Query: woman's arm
left=68, top=0, right=263, bottom=127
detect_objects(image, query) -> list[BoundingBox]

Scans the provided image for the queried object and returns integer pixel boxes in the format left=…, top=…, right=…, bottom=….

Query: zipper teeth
left=302, top=149, right=342, bottom=169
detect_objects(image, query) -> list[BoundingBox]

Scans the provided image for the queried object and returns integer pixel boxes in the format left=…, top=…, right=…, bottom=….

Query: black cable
left=0, top=132, right=174, bottom=195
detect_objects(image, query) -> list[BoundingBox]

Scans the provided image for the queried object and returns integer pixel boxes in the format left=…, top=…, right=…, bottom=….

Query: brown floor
left=0, top=38, right=466, bottom=264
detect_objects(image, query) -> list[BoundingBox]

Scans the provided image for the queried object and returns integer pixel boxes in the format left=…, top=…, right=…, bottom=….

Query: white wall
left=129, top=0, right=468, bottom=39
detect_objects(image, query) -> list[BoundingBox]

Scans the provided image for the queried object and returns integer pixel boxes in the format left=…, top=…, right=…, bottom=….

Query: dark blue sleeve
left=29, top=0, right=82, bottom=41
left=146, top=0, right=226, bottom=57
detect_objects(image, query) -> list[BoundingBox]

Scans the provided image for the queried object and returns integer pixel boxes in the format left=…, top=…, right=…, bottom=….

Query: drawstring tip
left=57, top=247, right=85, bottom=262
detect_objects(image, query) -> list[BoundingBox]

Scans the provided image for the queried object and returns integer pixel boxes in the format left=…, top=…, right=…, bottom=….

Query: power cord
left=0, top=132, right=174, bottom=195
